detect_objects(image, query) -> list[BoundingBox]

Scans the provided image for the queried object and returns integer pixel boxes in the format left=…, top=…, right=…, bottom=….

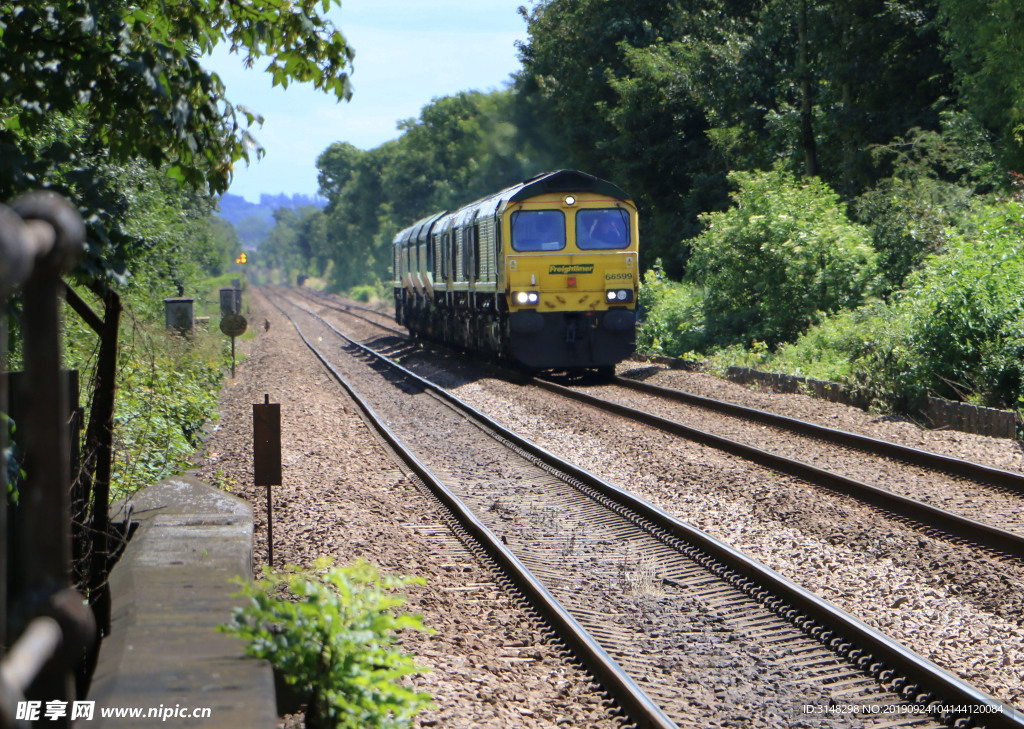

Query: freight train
left=392, top=169, right=638, bottom=374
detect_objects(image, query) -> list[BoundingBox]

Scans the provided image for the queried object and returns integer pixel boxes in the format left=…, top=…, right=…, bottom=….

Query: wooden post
left=253, top=394, right=281, bottom=567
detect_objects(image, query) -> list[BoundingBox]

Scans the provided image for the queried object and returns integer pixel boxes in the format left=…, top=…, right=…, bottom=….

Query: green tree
left=896, top=200, right=1024, bottom=407
left=0, top=0, right=354, bottom=281
left=934, top=0, right=1024, bottom=168
left=259, top=205, right=329, bottom=279
left=199, top=217, right=243, bottom=277
left=516, top=0, right=732, bottom=274
left=317, top=142, right=395, bottom=290
left=315, top=90, right=548, bottom=292
left=852, top=110, right=999, bottom=293
left=515, top=0, right=954, bottom=274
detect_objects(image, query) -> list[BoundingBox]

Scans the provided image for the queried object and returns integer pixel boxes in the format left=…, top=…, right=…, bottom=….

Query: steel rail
left=296, top=286, right=1023, bottom=493
left=294, top=287, right=405, bottom=336
left=265, top=291, right=676, bottom=729
left=287, top=286, right=1024, bottom=558
left=612, top=374, right=1024, bottom=492
left=277, top=290, right=1023, bottom=729
left=532, top=378, right=1024, bottom=561
left=301, top=285, right=1024, bottom=497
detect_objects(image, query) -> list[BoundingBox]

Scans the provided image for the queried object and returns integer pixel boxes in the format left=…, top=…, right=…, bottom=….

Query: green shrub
left=348, top=284, right=376, bottom=303
left=111, top=326, right=225, bottom=497
left=726, top=200, right=1024, bottom=411
left=223, top=559, right=434, bottom=729
left=895, top=200, right=1024, bottom=407
left=636, top=264, right=706, bottom=356
left=52, top=286, right=227, bottom=499
left=758, top=300, right=914, bottom=408
left=687, top=166, right=879, bottom=348
left=852, top=111, right=1000, bottom=294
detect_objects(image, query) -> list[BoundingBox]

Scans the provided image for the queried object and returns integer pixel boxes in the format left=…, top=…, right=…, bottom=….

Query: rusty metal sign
left=253, top=394, right=281, bottom=566
left=220, top=313, right=247, bottom=338
left=253, top=394, right=281, bottom=486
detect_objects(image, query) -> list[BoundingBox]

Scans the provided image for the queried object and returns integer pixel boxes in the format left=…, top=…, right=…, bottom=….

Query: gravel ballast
left=195, top=290, right=622, bottom=728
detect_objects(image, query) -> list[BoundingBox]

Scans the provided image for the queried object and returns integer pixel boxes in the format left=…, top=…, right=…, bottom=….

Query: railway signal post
left=253, top=394, right=282, bottom=567
left=220, top=313, right=247, bottom=378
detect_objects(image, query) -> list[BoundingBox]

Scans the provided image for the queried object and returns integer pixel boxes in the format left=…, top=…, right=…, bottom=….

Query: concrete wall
left=725, top=366, right=1019, bottom=440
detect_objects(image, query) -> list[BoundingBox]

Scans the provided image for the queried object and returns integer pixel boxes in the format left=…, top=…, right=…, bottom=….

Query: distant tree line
left=257, top=89, right=553, bottom=289
left=267, top=0, right=1022, bottom=284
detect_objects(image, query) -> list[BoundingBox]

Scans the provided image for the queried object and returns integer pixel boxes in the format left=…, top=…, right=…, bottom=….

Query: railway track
left=608, top=373, right=1024, bottom=489
left=269, top=287, right=1022, bottom=729
left=531, top=377, right=1024, bottom=560
left=293, top=286, right=1024, bottom=562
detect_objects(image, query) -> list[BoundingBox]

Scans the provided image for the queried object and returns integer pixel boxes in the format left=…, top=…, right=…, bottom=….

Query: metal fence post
left=0, top=193, right=95, bottom=727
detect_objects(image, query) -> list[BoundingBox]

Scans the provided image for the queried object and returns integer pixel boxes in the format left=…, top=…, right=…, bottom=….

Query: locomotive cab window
left=510, top=210, right=565, bottom=252
left=576, top=208, right=630, bottom=250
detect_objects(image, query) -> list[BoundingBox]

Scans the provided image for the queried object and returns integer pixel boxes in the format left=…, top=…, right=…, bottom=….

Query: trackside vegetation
left=223, top=560, right=434, bottom=729
left=5, top=169, right=242, bottom=499
left=4, top=9, right=443, bottom=725
left=2, top=0, right=355, bottom=493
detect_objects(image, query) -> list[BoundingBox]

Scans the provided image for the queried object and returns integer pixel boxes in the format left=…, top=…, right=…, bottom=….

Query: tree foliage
left=0, top=0, right=353, bottom=282
left=288, top=90, right=552, bottom=292
left=687, top=166, right=877, bottom=348
left=896, top=200, right=1024, bottom=407
left=514, top=0, right=953, bottom=275
left=934, top=0, right=1024, bottom=169
left=852, top=110, right=999, bottom=293
left=730, top=199, right=1024, bottom=411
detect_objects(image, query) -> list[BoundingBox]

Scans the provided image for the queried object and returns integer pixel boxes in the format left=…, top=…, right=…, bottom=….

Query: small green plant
left=223, top=559, right=434, bottom=729
left=635, top=262, right=706, bottom=357
left=210, top=468, right=237, bottom=492
left=347, top=284, right=377, bottom=303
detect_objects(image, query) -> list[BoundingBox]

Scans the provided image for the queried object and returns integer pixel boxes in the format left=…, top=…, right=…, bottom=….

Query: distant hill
left=217, top=192, right=326, bottom=248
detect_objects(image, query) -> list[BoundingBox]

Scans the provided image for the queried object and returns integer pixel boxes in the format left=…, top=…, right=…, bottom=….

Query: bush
left=755, top=300, right=915, bottom=409
left=687, top=166, right=878, bottom=348
left=636, top=264, right=706, bottom=356
left=223, top=560, right=434, bottom=729
left=852, top=110, right=998, bottom=294
left=895, top=200, right=1024, bottom=407
left=348, top=284, right=376, bottom=303
left=732, top=199, right=1024, bottom=411
left=111, top=326, right=225, bottom=496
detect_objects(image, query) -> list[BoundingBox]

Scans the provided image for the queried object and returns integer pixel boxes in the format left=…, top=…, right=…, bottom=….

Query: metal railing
left=1, top=193, right=96, bottom=728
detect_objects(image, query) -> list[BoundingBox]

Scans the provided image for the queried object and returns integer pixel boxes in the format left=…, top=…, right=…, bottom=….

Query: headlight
left=513, top=291, right=539, bottom=305
left=605, top=289, right=634, bottom=303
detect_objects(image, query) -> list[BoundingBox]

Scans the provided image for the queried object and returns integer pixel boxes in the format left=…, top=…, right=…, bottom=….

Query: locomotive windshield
left=576, top=208, right=630, bottom=250
left=510, top=210, right=566, bottom=252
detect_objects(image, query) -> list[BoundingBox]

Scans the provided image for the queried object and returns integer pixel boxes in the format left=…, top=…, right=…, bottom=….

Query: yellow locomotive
left=392, top=169, right=638, bottom=373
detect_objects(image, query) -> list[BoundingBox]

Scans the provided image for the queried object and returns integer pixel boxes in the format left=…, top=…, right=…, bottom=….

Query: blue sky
left=204, top=1, right=533, bottom=203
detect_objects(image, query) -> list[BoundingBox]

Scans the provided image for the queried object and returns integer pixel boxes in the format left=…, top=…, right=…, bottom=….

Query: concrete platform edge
left=80, top=475, right=276, bottom=728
